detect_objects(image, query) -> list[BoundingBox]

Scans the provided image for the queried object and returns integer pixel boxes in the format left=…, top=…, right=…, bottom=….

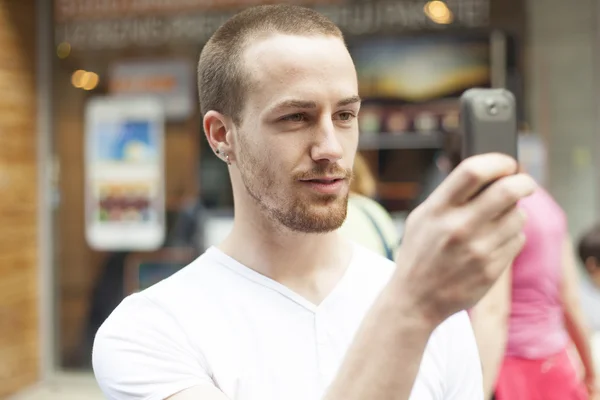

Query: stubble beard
left=236, top=138, right=350, bottom=233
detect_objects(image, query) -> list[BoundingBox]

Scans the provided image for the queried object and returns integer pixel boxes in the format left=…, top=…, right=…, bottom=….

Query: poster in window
left=84, top=96, right=166, bottom=251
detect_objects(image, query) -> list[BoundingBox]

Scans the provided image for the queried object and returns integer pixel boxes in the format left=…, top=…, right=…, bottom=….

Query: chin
left=277, top=201, right=348, bottom=234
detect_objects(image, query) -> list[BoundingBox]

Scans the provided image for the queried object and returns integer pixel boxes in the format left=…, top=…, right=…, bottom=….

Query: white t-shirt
left=93, top=244, right=483, bottom=400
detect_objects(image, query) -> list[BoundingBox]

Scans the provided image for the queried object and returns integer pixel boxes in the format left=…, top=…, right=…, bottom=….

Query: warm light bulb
left=82, top=72, right=99, bottom=90
left=71, top=69, right=86, bottom=88
left=424, top=1, right=454, bottom=25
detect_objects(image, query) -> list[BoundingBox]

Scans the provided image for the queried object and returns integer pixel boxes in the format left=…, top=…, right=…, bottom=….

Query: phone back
left=460, top=88, right=518, bottom=160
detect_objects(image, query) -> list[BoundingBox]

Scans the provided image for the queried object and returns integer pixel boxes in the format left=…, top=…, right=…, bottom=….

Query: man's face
left=233, top=34, right=360, bottom=233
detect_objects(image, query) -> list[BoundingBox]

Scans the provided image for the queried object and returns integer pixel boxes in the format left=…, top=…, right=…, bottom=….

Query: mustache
left=294, top=164, right=354, bottom=181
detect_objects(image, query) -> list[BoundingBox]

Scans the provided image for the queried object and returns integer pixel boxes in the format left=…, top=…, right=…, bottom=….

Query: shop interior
left=49, top=0, right=525, bottom=370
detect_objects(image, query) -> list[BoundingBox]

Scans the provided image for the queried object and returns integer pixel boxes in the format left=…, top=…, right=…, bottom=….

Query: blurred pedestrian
left=577, top=223, right=600, bottom=332
left=339, top=152, right=400, bottom=260
left=471, top=184, right=598, bottom=400
left=576, top=223, right=600, bottom=390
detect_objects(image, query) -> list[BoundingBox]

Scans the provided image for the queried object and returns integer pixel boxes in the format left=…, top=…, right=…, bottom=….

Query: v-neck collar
left=206, top=245, right=357, bottom=313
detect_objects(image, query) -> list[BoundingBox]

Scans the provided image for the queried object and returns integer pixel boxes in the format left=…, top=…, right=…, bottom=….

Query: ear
left=203, top=110, right=236, bottom=164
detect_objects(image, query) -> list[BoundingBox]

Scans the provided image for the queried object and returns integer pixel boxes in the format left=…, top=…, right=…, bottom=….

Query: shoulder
left=92, top=250, right=236, bottom=399
left=341, top=196, right=400, bottom=258
left=92, top=292, right=215, bottom=400
left=138, top=248, right=241, bottom=309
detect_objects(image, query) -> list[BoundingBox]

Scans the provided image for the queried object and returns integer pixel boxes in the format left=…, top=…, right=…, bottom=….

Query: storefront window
left=50, top=0, right=525, bottom=371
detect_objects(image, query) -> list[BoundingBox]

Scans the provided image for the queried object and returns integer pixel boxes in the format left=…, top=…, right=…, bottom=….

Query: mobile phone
left=460, top=88, right=518, bottom=160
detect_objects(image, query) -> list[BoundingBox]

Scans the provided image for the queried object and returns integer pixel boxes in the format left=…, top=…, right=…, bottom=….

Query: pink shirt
left=505, top=188, right=569, bottom=359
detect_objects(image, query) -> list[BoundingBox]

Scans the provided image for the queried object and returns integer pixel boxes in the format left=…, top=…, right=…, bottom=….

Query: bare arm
left=561, top=236, right=597, bottom=393
left=324, top=279, right=434, bottom=400
left=470, top=267, right=511, bottom=399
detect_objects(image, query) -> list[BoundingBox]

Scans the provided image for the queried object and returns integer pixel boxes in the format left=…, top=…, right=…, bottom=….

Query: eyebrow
left=337, top=95, right=362, bottom=107
left=269, top=95, right=362, bottom=113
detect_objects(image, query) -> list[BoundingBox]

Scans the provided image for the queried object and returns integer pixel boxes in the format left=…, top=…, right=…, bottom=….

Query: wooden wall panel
left=0, top=0, right=39, bottom=397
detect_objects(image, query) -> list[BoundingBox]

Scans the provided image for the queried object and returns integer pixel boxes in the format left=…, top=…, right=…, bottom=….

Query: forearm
left=565, top=303, right=596, bottom=377
left=324, top=280, right=434, bottom=400
left=471, top=312, right=507, bottom=399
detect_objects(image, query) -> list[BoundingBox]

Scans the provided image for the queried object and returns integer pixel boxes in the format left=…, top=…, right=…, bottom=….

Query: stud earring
left=225, top=154, right=231, bottom=165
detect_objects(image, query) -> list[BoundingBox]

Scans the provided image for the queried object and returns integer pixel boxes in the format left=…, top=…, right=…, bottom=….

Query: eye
left=281, top=113, right=307, bottom=122
left=336, top=112, right=356, bottom=122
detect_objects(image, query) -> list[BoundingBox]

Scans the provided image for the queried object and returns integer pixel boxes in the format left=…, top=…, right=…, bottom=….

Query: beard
left=236, top=135, right=352, bottom=233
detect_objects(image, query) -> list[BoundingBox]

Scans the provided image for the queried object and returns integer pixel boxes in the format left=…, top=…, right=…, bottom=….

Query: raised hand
left=394, top=153, right=537, bottom=326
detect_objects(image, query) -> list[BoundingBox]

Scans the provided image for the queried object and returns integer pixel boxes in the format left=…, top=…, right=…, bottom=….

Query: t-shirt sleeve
left=92, top=293, right=215, bottom=400
left=443, top=311, right=484, bottom=399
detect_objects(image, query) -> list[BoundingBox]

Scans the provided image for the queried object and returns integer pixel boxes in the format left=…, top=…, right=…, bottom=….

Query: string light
left=71, top=70, right=100, bottom=91
left=424, top=1, right=454, bottom=25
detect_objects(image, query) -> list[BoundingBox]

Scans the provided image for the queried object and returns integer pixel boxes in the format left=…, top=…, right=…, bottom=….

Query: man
left=92, top=5, right=536, bottom=400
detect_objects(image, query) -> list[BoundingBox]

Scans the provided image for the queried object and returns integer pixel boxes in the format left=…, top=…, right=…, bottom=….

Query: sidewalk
left=8, top=373, right=104, bottom=400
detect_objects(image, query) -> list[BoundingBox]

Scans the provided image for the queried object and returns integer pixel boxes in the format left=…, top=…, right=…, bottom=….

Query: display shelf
left=358, top=132, right=445, bottom=150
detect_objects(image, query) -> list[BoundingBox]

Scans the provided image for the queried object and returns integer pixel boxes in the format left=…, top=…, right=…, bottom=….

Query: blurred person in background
left=470, top=176, right=598, bottom=399
left=577, top=223, right=600, bottom=332
left=440, top=131, right=598, bottom=399
left=576, top=223, right=600, bottom=379
left=339, top=152, right=400, bottom=260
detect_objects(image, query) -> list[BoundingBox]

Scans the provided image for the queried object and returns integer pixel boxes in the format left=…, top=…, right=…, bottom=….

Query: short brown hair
left=578, top=223, right=600, bottom=266
left=197, top=4, right=343, bottom=125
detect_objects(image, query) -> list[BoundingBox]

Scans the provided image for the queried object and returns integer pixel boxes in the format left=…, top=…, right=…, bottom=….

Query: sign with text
left=55, top=0, right=491, bottom=51
left=108, top=59, right=194, bottom=121
left=55, top=0, right=342, bottom=22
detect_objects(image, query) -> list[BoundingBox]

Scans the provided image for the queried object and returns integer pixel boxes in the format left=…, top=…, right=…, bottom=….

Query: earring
left=225, top=154, right=231, bottom=165
left=215, top=149, right=220, bottom=155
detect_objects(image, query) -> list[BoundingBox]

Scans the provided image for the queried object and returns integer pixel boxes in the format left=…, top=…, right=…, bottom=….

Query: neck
left=218, top=201, right=352, bottom=304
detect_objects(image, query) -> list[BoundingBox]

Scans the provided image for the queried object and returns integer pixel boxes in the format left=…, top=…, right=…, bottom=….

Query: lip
left=299, top=178, right=346, bottom=195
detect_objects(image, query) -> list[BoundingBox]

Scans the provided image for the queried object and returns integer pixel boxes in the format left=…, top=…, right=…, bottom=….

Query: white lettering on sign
left=55, top=0, right=490, bottom=50
left=55, top=0, right=342, bottom=22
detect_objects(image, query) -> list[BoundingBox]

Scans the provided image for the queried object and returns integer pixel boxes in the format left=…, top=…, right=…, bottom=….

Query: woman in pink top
left=470, top=186, right=598, bottom=399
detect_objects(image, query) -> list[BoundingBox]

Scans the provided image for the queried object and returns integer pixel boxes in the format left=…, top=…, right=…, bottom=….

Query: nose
left=310, top=118, right=343, bottom=163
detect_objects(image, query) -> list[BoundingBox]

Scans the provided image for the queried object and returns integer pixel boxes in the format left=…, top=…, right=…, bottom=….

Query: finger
left=488, top=231, right=526, bottom=277
left=476, top=206, right=527, bottom=252
left=432, top=153, right=518, bottom=207
left=468, top=173, right=537, bottom=220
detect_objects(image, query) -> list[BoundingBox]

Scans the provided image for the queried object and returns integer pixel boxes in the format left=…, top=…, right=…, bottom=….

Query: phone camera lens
left=484, top=98, right=498, bottom=115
